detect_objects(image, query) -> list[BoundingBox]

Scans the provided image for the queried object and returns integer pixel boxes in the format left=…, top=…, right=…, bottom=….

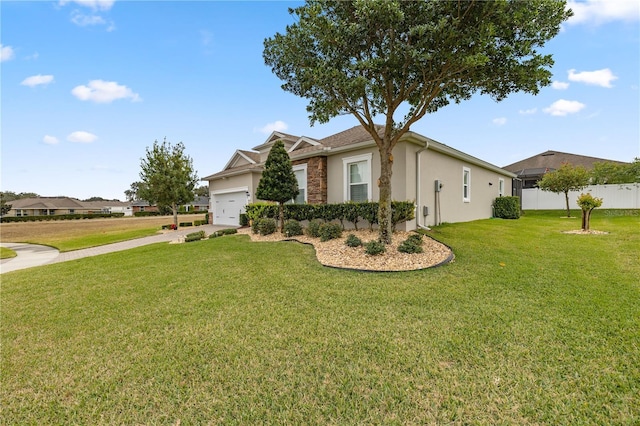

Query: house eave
left=202, top=167, right=264, bottom=182
left=405, top=132, right=517, bottom=178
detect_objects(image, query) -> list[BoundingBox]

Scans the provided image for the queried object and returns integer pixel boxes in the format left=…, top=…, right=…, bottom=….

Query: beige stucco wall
left=208, top=173, right=259, bottom=202
left=417, top=149, right=513, bottom=227
left=325, top=141, right=513, bottom=230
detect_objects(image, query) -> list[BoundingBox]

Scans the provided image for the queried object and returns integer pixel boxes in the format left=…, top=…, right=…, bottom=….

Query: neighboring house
left=131, top=200, right=160, bottom=214
left=187, top=196, right=210, bottom=212
left=5, top=197, right=132, bottom=217
left=503, top=150, right=627, bottom=189
left=203, top=125, right=516, bottom=229
left=131, top=197, right=209, bottom=214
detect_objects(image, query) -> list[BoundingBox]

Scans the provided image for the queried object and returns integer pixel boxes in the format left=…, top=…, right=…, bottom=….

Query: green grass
left=0, top=246, right=17, bottom=259
left=2, top=212, right=638, bottom=424
left=50, top=228, right=162, bottom=252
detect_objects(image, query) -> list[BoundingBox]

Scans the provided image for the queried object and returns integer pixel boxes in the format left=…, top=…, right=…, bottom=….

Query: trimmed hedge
left=245, top=201, right=415, bottom=230
left=179, top=222, right=193, bottom=227
left=493, top=196, right=521, bottom=219
left=184, top=230, right=206, bottom=242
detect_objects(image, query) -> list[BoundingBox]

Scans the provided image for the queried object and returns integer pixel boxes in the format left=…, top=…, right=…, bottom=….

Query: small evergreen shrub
left=406, top=233, right=424, bottom=246
left=179, top=222, right=193, bottom=227
left=306, top=219, right=323, bottom=238
left=253, top=218, right=276, bottom=236
left=345, top=234, right=362, bottom=247
left=398, top=239, right=423, bottom=254
left=318, top=222, right=343, bottom=242
left=283, top=220, right=303, bottom=237
left=364, top=240, right=386, bottom=256
left=185, top=230, right=206, bottom=242
left=239, top=213, right=249, bottom=227
left=220, top=228, right=238, bottom=235
left=493, top=196, right=520, bottom=219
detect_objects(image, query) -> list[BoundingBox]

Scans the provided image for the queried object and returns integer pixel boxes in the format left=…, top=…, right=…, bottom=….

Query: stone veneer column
left=292, top=156, right=327, bottom=204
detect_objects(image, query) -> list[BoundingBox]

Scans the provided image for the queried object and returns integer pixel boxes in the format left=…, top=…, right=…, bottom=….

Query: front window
left=292, top=164, right=307, bottom=204
left=343, top=154, right=372, bottom=202
left=463, top=167, right=471, bottom=202
left=499, top=178, right=505, bottom=197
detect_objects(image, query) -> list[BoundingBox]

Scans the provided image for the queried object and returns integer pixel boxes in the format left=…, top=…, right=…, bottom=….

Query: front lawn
left=1, top=211, right=638, bottom=424
left=0, top=246, right=17, bottom=259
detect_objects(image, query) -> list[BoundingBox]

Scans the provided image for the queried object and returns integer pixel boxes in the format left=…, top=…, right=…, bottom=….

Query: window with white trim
left=499, top=178, right=505, bottom=197
left=343, top=154, right=372, bottom=202
left=292, top=164, right=307, bottom=204
left=463, top=167, right=471, bottom=202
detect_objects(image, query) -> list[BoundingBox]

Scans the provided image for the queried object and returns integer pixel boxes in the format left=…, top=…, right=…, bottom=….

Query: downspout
left=416, top=140, right=430, bottom=231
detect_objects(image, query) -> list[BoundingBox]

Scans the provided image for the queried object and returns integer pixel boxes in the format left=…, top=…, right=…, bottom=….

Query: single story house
left=131, top=197, right=209, bottom=214
left=202, top=125, right=516, bottom=230
left=503, top=150, right=627, bottom=189
left=5, top=197, right=132, bottom=217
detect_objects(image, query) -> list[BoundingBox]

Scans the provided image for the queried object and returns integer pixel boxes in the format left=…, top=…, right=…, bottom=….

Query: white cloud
left=552, top=81, right=570, bottom=90
left=21, top=74, right=54, bottom=87
left=43, top=135, right=59, bottom=145
left=1, top=44, right=15, bottom=62
left=543, top=99, right=586, bottom=116
left=67, top=131, right=98, bottom=143
left=567, top=0, right=640, bottom=26
left=71, top=10, right=106, bottom=26
left=492, top=117, right=507, bottom=126
left=71, top=80, right=141, bottom=103
left=258, top=120, right=289, bottom=134
left=519, top=108, right=538, bottom=115
left=69, top=10, right=115, bottom=30
left=568, top=68, right=618, bottom=88
left=59, top=0, right=115, bottom=11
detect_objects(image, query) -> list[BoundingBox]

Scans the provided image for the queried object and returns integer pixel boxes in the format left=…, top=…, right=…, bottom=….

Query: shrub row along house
left=203, top=125, right=516, bottom=230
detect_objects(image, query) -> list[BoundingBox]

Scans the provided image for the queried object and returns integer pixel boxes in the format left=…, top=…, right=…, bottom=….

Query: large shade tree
left=139, top=138, right=199, bottom=228
left=264, top=0, right=571, bottom=243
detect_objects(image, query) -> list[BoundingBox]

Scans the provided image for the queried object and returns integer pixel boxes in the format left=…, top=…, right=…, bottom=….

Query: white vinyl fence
left=522, top=183, right=640, bottom=210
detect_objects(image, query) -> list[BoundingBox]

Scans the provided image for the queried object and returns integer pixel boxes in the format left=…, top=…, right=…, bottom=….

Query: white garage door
left=213, top=191, right=246, bottom=226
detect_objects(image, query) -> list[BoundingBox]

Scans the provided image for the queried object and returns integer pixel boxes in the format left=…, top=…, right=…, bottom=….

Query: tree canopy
left=256, top=140, right=299, bottom=232
left=264, top=0, right=571, bottom=243
left=591, top=158, right=640, bottom=184
left=538, top=162, right=590, bottom=217
left=139, top=138, right=198, bottom=227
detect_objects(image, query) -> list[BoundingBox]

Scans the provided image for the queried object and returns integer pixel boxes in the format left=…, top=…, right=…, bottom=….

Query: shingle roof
left=238, top=150, right=260, bottom=163
left=503, top=150, right=627, bottom=173
left=10, top=197, right=87, bottom=209
left=319, top=124, right=384, bottom=148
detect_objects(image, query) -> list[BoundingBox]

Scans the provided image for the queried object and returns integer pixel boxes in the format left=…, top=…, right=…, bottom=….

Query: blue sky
left=2, top=0, right=639, bottom=201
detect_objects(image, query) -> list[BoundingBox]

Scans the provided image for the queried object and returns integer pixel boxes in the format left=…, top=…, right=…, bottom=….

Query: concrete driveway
left=1, top=225, right=230, bottom=274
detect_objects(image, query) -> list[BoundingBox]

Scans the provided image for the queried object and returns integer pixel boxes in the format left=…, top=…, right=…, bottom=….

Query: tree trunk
left=584, top=208, right=593, bottom=231
left=172, top=203, right=178, bottom=228
left=278, top=202, right=285, bottom=233
left=378, top=145, right=394, bottom=244
left=581, top=209, right=587, bottom=230
left=564, top=191, right=571, bottom=217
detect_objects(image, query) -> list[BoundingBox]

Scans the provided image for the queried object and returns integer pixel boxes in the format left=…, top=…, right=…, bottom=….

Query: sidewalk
left=1, top=225, right=228, bottom=274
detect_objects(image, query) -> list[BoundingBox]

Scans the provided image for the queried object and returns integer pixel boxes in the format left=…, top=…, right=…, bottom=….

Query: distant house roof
left=10, top=197, right=130, bottom=210
left=10, top=197, right=87, bottom=210
left=504, top=150, right=627, bottom=176
left=192, top=196, right=209, bottom=206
